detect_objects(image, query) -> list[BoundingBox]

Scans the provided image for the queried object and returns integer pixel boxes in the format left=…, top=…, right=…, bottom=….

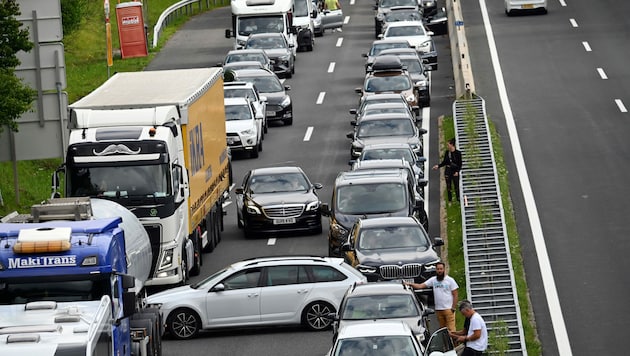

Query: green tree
left=0, top=0, right=36, bottom=133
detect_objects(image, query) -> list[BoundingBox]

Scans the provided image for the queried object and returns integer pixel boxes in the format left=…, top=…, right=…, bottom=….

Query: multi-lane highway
left=146, top=1, right=455, bottom=355
left=462, top=1, right=630, bottom=354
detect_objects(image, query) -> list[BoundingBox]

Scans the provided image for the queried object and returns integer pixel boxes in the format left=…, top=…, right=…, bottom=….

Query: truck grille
left=379, top=263, right=423, bottom=279
left=263, top=204, right=304, bottom=218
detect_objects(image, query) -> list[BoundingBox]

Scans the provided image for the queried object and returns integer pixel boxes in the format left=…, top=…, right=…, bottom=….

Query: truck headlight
left=159, top=248, right=174, bottom=270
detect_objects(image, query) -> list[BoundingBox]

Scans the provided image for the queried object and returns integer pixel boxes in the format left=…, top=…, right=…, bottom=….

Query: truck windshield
left=68, top=164, right=170, bottom=198
left=0, top=276, right=111, bottom=304
left=238, top=15, right=285, bottom=36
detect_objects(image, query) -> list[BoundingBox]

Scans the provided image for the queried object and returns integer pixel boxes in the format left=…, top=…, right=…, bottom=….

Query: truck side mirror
left=51, top=165, right=64, bottom=199
left=320, top=203, right=331, bottom=216
left=122, top=291, right=136, bottom=318
left=225, top=29, right=232, bottom=38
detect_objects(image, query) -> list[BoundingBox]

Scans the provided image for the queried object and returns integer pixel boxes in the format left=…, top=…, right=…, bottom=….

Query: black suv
left=321, top=169, right=425, bottom=257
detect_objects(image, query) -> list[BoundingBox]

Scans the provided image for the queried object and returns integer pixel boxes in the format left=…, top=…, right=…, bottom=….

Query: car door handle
left=297, top=289, right=309, bottom=294
left=247, top=293, right=259, bottom=298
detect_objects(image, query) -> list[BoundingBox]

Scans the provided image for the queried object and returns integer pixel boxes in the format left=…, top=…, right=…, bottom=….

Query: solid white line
left=328, top=62, right=336, bottom=73
left=615, top=99, right=628, bottom=113
left=569, top=18, right=578, bottom=27
left=582, top=41, right=592, bottom=52
left=596, top=68, right=608, bottom=80
left=316, top=92, right=326, bottom=104
left=267, top=238, right=276, bottom=245
left=304, top=126, right=314, bottom=141
left=344, top=16, right=350, bottom=25
left=336, top=38, right=343, bottom=47
left=559, top=0, right=567, bottom=6
left=479, top=0, right=573, bottom=355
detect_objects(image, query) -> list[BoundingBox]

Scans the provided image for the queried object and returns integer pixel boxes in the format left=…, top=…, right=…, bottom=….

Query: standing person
left=324, top=0, right=343, bottom=32
left=433, top=138, right=462, bottom=202
left=404, top=262, right=458, bottom=331
left=450, top=300, right=488, bottom=356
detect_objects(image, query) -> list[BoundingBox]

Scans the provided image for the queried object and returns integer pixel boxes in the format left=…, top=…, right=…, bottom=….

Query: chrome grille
left=263, top=204, right=304, bottom=218
left=379, top=263, right=423, bottom=279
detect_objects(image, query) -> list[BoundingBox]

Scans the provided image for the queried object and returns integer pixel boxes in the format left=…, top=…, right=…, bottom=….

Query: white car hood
left=226, top=119, right=255, bottom=133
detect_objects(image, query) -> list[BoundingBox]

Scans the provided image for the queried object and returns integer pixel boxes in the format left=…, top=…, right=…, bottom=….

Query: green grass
left=439, top=115, right=541, bottom=354
left=1, top=0, right=226, bottom=216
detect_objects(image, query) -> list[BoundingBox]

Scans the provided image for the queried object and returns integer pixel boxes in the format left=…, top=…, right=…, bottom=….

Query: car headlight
left=279, top=54, right=290, bottom=61
left=245, top=202, right=261, bottom=214
left=236, top=39, right=246, bottom=48
left=356, top=264, right=377, bottom=274
left=280, top=96, right=291, bottom=107
left=306, top=200, right=320, bottom=211
left=421, top=40, right=432, bottom=48
left=423, top=259, right=440, bottom=273
left=416, top=80, right=427, bottom=88
left=329, top=222, right=348, bottom=239
left=376, top=13, right=384, bottom=21
left=409, top=143, right=420, bottom=151
left=406, top=94, right=415, bottom=102
left=240, top=128, right=255, bottom=136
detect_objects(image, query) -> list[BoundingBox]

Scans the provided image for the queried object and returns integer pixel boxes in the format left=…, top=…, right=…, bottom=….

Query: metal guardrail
left=152, top=0, right=229, bottom=48
left=455, top=96, right=527, bottom=354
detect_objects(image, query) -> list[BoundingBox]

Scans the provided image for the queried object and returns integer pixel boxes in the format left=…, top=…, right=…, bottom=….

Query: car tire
left=283, top=117, right=293, bottom=125
left=258, top=139, right=263, bottom=151
left=264, top=121, right=268, bottom=133
left=167, top=308, right=201, bottom=340
left=302, top=301, right=335, bottom=331
left=251, top=146, right=259, bottom=158
left=312, top=223, right=323, bottom=234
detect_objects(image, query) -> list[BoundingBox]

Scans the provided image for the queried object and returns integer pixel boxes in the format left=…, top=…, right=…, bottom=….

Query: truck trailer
left=54, top=67, right=231, bottom=286
left=0, top=197, right=162, bottom=356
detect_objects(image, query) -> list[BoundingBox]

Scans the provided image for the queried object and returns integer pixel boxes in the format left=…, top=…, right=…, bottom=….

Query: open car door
left=425, top=327, right=457, bottom=356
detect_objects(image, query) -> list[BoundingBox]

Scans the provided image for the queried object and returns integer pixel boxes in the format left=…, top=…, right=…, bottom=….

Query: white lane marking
left=615, top=99, right=628, bottom=113
left=267, top=238, right=276, bottom=245
left=569, top=18, right=578, bottom=27
left=350, top=0, right=355, bottom=4
left=316, top=92, right=326, bottom=104
left=582, top=41, right=592, bottom=52
left=336, top=38, right=343, bottom=47
left=596, top=68, right=608, bottom=80
left=304, top=126, right=314, bottom=141
left=328, top=62, right=336, bottom=73
left=344, top=16, right=350, bottom=25
left=559, top=0, right=567, bottom=6
left=479, top=0, right=573, bottom=355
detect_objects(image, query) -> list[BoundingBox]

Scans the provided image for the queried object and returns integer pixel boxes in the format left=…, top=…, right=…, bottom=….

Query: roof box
left=370, top=55, right=404, bottom=72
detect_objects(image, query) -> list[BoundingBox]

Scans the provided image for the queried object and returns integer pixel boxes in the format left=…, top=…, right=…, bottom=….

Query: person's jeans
left=462, top=346, right=484, bottom=356
left=445, top=173, right=460, bottom=201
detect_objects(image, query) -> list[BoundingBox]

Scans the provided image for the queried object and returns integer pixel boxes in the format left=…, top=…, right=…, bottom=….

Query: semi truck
left=0, top=197, right=162, bottom=356
left=225, top=0, right=298, bottom=56
left=53, top=67, right=231, bottom=287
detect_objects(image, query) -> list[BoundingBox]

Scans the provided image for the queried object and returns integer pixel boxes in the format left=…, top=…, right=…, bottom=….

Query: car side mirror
left=427, top=31, right=434, bottom=36
left=341, top=243, right=353, bottom=252
left=433, top=237, right=444, bottom=247
left=418, top=178, right=428, bottom=187
left=211, top=283, right=226, bottom=292
left=349, top=108, right=357, bottom=115
left=311, top=9, right=317, bottom=18
left=362, top=53, right=368, bottom=58
left=350, top=120, right=357, bottom=126
left=284, top=85, right=291, bottom=91
left=346, top=131, right=354, bottom=139
left=354, top=88, right=362, bottom=94
left=418, top=128, right=428, bottom=135
left=422, top=308, right=435, bottom=317
left=348, top=159, right=356, bottom=167
left=260, top=95, right=268, bottom=102
left=313, top=183, right=323, bottom=190
left=235, top=187, right=244, bottom=194
left=320, top=203, right=331, bottom=216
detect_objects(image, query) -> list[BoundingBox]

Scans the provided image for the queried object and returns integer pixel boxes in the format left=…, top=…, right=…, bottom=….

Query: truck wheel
left=178, top=253, right=188, bottom=286
left=189, top=232, right=202, bottom=276
left=167, top=308, right=201, bottom=340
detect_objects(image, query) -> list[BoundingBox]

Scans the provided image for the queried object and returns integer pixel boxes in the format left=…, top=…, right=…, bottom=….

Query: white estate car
left=147, top=256, right=367, bottom=339
left=224, top=81, right=268, bottom=134
left=381, top=21, right=433, bottom=55
left=224, top=97, right=263, bottom=158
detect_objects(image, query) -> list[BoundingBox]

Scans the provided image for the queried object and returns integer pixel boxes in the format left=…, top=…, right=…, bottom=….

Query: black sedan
left=341, top=216, right=443, bottom=284
left=235, top=166, right=323, bottom=238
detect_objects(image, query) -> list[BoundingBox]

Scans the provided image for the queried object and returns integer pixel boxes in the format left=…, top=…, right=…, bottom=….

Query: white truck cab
left=226, top=0, right=298, bottom=57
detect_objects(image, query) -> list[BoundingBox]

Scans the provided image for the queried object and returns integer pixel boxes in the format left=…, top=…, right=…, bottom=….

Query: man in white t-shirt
left=450, top=300, right=488, bottom=355
left=404, top=262, right=458, bottom=331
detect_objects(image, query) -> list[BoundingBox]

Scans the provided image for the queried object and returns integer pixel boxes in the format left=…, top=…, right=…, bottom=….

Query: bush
left=61, top=0, right=88, bottom=35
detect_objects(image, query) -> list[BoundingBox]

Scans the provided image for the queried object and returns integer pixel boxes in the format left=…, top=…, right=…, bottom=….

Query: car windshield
left=334, top=335, right=416, bottom=356
left=238, top=75, right=283, bottom=93
left=248, top=173, right=309, bottom=193
left=360, top=148, right=415, bottom=162
left=380, top=0, right=417, bottom=8
left=336, top=183, right=407, bottom=214
left=225, top=104, right=252, bottom=121
left=224, top=88, right=256, bottom=101
left=365, top=76, right=411, bottom=92
left=357, top=226, right=429, bottom=250
left=357, top=119, right=415, bottom=138
left=385, top=10, right=422, bottom=22
left=246, top=36, right=287, bottom=49
left=362, top=107, right=407, bottom=117
left=237, top=15, right=285, bottom=36
left=369, top=43, right=409, bottom=56
left=342, top=294, right=419, bottom=319
left=400, top=58, right=423, bottom=74
left=386, top=25, right=426, bottom=37
left=226, top=53, right=266, bottom=64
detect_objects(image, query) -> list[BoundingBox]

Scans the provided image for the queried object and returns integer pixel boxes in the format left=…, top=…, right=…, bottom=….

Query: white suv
left=147, top=256, right=367, bottom=339
left=224, top=97, right=263, bottom=158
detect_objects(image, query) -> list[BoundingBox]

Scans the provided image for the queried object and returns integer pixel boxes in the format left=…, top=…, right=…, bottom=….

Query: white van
left=226, top=0, right=298, bottom=57
left=293, top=0, right=316, bottom=51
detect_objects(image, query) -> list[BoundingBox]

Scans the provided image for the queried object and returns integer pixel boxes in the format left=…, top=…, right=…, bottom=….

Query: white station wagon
left=147, top=256, right=367, bottom=339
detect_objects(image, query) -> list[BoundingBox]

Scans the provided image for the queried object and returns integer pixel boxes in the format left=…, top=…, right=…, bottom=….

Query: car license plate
left=266, top=111, right=276, bottom=117
left=273, top=217, right=296, bottom=225
left=521, top=4, right=534, bottom=8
